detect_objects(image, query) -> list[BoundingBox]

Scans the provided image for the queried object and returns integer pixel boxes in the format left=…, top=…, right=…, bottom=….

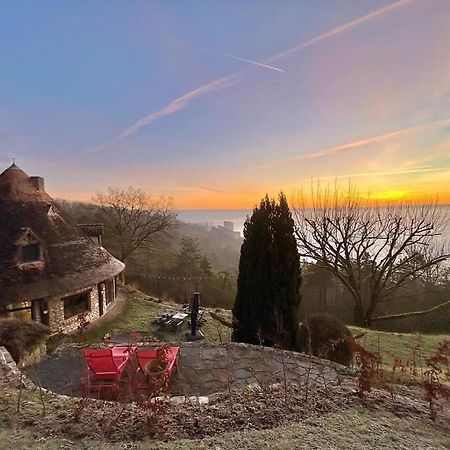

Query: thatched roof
left=0, top=164, right=124, bottom=305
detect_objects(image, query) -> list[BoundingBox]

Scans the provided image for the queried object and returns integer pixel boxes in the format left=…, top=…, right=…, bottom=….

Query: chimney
left=30, top=176, right=45, bottom=191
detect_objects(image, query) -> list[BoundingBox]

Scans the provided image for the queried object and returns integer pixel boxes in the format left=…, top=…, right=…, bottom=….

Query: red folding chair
left=82, top=346, right=136, bottom=397
left=134, top=346, right=179, bottom=392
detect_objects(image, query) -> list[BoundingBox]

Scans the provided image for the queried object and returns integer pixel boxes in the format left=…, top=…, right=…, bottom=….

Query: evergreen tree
left=232, top=193, right=301, bottom=349
left=175, top=237, right=203, bottom=276
left=199, top=256, right=213, bottom=278
left=175, top=236, right=213, bottom=279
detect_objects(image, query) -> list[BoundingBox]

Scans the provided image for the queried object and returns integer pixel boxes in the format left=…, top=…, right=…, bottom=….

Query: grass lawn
left=349, top=326, right=450, bottom=369
left=78, top=287, right=232, bottom=345
left=78, top=287, right=448, bottom=371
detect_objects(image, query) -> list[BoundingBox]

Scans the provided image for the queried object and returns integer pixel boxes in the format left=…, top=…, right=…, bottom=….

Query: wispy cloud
left=160, top=185, right=225, bottom=193
left=89, top=0, right=412, bottom=149
left=208, top=49, right=285, bottom=72
left=252, top=117, right=450, bottom=170
left=317, top=166, right=446, bottom=180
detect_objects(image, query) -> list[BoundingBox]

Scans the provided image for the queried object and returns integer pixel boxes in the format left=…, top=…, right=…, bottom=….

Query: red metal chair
left=82, top=346, right=136, bottom=397
left=134, top=346, right=179, bottom=392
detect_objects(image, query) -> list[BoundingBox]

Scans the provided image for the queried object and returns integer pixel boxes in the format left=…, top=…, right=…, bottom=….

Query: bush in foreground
left=297, top=313, right=353, bottom=366
left=0, top=318, right=49, bottom=362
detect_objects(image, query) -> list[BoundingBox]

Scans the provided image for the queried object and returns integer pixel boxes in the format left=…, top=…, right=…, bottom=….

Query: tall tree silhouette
left=232, top=193, right=301, bottom=349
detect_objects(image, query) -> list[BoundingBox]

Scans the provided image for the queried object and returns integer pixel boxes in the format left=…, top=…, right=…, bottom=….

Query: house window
left=15, top=229, right=43, bottom=266
left=106, top=280, right=113, bottom=306
left=20, top=243, right=41, bottom=263
left=63, top=292, right=90, bottom=319
left=4, top=301, right=33, bottom=321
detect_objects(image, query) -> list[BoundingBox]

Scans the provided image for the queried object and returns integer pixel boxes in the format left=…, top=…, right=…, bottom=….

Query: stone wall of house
left=47, top=283, right=104, bottom=333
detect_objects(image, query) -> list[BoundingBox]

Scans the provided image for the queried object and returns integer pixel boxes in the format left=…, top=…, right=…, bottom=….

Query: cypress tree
left=232, top=193, right=301, bottom=350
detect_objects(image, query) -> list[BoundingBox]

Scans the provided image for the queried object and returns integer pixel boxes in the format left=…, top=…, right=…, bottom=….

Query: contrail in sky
left=89, top=0, right=412, bottom=148
left=119, top=75, right=237, bottom=139
left=209, top=49, right=285, bottom=72
left=118, top=47, right=285, bottom=139
left=265, top=0, right=412, bottom=64
left=251, top=117, right=450, bottom=170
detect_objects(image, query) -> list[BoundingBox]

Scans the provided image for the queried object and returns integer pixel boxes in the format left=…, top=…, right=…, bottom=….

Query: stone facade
left=46, top=280, right=117, bottom=333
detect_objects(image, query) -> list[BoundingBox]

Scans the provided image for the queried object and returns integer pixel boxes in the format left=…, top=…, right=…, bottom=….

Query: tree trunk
left=364, top=296, right=379, bottom=328
left=120, top=254, right=127, bottom=284
left=353, top=300, right=365, bottom=327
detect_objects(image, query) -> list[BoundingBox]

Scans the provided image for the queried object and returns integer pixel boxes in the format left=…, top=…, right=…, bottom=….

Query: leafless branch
left=294, top=184, right=449, bottom=326
left=93, top=187, right=177, bottom=274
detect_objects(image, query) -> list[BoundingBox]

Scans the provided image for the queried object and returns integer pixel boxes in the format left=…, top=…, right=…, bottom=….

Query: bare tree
left=294, top=185, right=449, bottom=327
left=94, top=187, right=176, bottom=278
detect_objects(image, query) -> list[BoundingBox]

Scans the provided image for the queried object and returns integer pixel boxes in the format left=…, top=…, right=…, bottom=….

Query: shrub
left=297, top=313, right=353, bottom=366
left=0, top=318, right=49, bottom=362
left=421, top=340, right=450, bottom=420
left=346, top=332, right=382, bottom=396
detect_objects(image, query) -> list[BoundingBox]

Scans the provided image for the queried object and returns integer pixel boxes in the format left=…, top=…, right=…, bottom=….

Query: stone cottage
left=0, top=163, right=125, bottom=333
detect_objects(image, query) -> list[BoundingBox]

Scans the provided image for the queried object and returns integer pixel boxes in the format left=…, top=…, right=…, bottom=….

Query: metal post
left=187, top=291, right=204, bottom=341
left=191, top=292, right=200, bottom=336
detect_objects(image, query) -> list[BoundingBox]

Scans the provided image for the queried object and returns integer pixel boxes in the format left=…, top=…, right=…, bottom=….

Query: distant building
left=0, top=163, right=124, bottom=333
left=223, top=221, right=234, bottom=232
left=213, top=221, right=241, bottom=238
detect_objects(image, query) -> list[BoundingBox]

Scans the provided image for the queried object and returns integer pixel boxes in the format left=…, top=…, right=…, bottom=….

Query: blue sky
left=1, top=0, right=449, bottom=207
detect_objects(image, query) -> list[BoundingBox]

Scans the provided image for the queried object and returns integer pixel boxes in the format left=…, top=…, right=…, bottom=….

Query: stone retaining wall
left=14, top=341, right=352, bottom=407
left=170, top=342, right=350, bottom=396
left=0, top=346, right=34, bottom=389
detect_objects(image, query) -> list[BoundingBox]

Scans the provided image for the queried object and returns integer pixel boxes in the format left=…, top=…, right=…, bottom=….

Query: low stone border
left=8, top=341, right=356, bottom=408
left=153, top=395, right=209, bottom=406
left=0, top=346, right=34, bottom=389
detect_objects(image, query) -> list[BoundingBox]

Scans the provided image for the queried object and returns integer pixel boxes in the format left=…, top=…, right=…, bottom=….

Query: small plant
left=411, top=334, right=423, bottom=376
left=346, top=333, right=382, bottom=398
left=72, top=395, right=91, bottom=422
left=144, top=347, right=170, bottom=393
left=420, top=340, right=450, bottom=420
left=151, top=347, right=169, bottom=372
left=76, top=312, right=91, bottom=333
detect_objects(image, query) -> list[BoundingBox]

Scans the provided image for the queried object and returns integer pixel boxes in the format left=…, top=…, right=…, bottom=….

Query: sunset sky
left=1, top=0, right=449, bottom=208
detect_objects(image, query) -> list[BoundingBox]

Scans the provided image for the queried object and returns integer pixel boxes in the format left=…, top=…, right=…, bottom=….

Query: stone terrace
left=23, top=342, right=350, bottom=398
